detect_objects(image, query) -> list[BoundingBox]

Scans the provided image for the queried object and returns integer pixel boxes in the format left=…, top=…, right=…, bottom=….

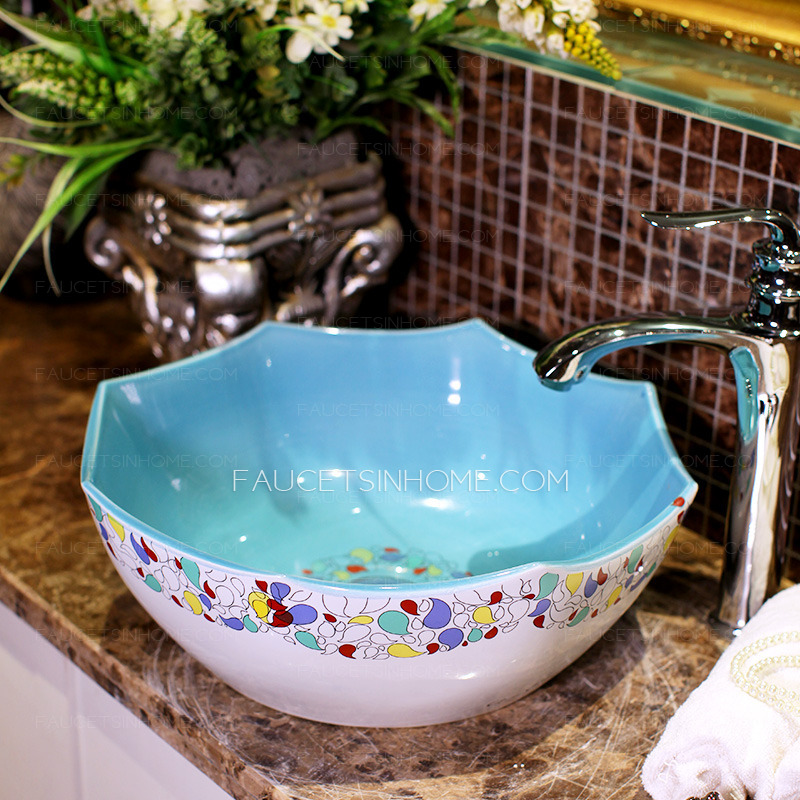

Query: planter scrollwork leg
left=84, top=152, right=402, bottom=360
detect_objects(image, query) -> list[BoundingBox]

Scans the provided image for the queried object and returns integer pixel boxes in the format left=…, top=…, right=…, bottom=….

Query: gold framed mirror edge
left=601, top=0, right=800, bottom=65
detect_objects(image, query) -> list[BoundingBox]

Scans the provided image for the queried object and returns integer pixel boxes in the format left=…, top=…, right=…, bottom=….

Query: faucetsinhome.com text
left=231, top=469, right=568, bottom=493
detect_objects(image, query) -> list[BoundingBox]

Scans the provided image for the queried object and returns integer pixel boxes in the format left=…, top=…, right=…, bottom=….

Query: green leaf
left=397, top=92, right=454, bottom=137
left=0, top=90, right=98, bottom=130
left=0, top=7, right=86, bottom=61
left=83, top=11, right=120, bottom=80
left=363, top=56, right=387, bottom=90
left=420, top=44, right=460, bottom=118
left=51, top=0, right=121, bottom=79
left=307, top=70, right=358, bottom=97
left=44, top=156, right=92, bottom=240
left=0, top=135, right=159, bottom=158
left=0, top=147, right=139, bottom=292
left=42, top=223, right=58, bottom=294
left=410, top=4, right=458, bottom=42
left=64, top=172, right=106, bottom=239
left=0, top=152, right=31, bottom=187
left=316, top=114, right=388, bottom=140
left=0, top=7, right=145, bottom=77
left=7, top=153, right=88, bottom=295
left=38, top=155, right=101, bottom=292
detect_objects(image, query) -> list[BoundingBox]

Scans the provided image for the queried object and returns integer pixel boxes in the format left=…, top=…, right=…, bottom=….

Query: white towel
left=642, top=583, right=800, bottom=800
left=775, top=738, right=800, bottom=800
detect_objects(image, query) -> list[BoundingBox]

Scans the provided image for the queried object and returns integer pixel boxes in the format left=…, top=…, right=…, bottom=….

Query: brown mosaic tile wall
left=385, top=53, right=800, bottom=571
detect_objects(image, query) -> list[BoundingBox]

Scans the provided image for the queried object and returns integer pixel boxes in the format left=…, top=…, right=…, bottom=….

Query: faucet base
left=707, top=613, right=740, bottom=641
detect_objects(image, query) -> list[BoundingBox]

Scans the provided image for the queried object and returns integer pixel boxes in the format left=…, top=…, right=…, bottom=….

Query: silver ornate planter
left=84, top=137, right=402, bottom=361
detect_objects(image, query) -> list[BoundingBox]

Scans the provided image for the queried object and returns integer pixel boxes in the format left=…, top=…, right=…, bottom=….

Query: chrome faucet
left=534, top=208, right=800, bottom=630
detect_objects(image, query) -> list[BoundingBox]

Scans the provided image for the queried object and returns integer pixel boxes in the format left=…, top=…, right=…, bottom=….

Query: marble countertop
left=0, top=295, right=732, bottom=800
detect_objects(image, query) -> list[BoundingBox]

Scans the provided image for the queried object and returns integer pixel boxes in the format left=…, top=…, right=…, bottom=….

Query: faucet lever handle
left=641, top=207, right=800, bottom=252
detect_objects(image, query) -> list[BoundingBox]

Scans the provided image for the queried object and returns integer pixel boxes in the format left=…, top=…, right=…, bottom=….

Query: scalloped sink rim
left=81, top=319, right=697, bottom=726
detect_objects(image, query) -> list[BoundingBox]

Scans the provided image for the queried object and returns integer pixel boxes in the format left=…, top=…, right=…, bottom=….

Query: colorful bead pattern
left=87, top=494, right=685, bottom=660
left=301, top=545, right=472, bottom=584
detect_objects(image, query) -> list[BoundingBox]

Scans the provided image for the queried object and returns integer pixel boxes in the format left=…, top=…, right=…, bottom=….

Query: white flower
left=545, top=31, right=566, bottom=56
left=552, top=11, right=570, bottom=28
left=145, top=0, right=183, bottom=30
left=551, top=0, right=598, bottom=24
left=79, top=0, right=137, bottom=18
left=467, top=0, right=488, bottom=8
left=250, top=0, right=280, bottom=21
left=497, top=0, right=523, bottom=37
left=340, top=0, right=370, bottom=14
left=308, top=2, right=354, bottom=44
left=521, top=4, right=544, bottom=38
left=285, top=21, right=316, bottom=62
left=284, top=1, right=353, bottom=62
left=105, top=0, right=210, bottom=35
left=497, top=0, right=545, bottom=41
left=409, top=0, right=448, bottom=26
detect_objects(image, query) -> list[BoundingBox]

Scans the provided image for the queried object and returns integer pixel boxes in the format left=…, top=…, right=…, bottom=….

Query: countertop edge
left=0, top=560, right=281, bottom=800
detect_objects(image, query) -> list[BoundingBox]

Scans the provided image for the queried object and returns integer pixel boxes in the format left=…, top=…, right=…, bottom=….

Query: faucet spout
left=534, top=312, right=800, bottom=630
left=534, top=314, right=740, bottom=389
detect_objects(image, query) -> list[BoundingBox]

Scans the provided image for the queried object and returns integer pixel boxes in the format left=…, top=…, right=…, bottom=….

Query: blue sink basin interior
left=82, top=320, right=693, bottom=586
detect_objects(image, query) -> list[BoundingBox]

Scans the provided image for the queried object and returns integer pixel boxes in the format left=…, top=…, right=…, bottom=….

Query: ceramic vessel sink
left=81, top=320, right=696, bottom=727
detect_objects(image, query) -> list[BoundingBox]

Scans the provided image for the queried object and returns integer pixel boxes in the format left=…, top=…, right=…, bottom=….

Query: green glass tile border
left=466, top=19, right=800, bottom=147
